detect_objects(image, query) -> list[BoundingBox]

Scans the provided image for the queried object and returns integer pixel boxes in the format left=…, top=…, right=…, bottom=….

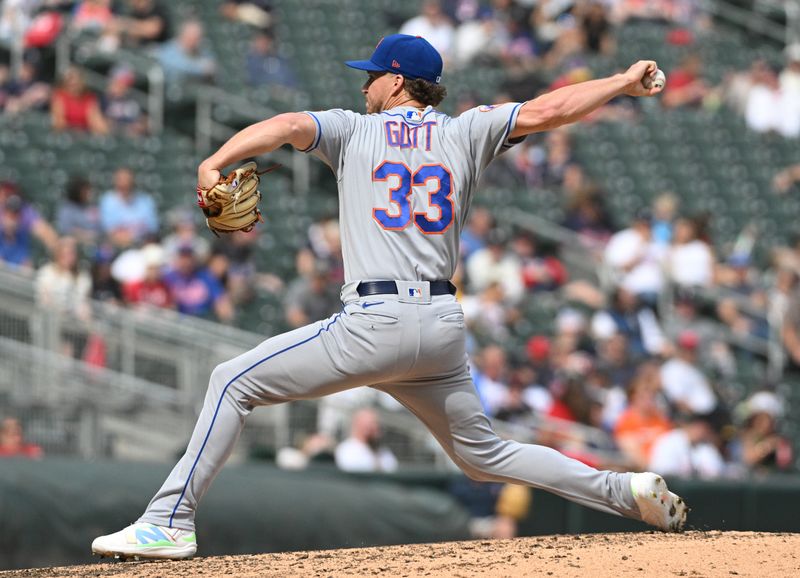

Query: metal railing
left=0, top=264, right=628, bottom=467
left=0, top=265, right=260, bottom=400
left=0, top=336, right=191, bottom=460
left=194, top=86, right=312, bottom=195
left=703, top=0, right=791, bottom=43
left=52, top=29, right=311, bottom=193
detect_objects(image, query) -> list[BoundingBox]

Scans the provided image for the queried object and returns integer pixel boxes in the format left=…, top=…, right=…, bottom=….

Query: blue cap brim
left=345, top=59, right=386, bottom=73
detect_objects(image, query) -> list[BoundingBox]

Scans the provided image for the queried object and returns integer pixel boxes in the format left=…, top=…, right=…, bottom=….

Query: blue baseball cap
left=345, top=34, right=443, bottom=84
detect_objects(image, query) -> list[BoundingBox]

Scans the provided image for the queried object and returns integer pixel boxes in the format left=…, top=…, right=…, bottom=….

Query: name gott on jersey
left=384, top=120, right=438, bottom=151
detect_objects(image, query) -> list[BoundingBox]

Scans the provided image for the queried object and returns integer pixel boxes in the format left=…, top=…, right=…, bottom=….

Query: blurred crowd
left=1, top=0, right=799, bottom=480
left=0, top=0, right=295, bottom=133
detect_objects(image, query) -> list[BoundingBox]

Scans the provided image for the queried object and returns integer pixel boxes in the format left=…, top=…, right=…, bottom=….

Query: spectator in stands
left=0, top=417, right=43, bottom=459
left=0, top=0, right=39, bottom=44
left=651, top=192, right=678, bottom=246
left=157, top=20, right=217, bottom=85
left=716, top=297, right=768, bottom=342
left=459, top=205, right=493, bottom=263
left=662, top=289, right=718, bottom=352
left=212, top=230, right=266, bottom=305
left=773, top=163, right=800, bottom=195
left=744, top=62, right=800, bottom=138
left=665, top=217, right=715, bottom=289
left=102, top=65, right=147, bottom=136
left=579, top=1, right=614, bottom=56
left=3, top=57, right=51, bottom=115
left=1, top=195, right=35, bottom=269
left=90, top=246, right=123, bottom=304
left=112, top=0, right=171, bottom=48
left=284, top=260, right=340, bottom=329
left=595, top=333, right=637, bottom=391
left=450, top=479, right=531, bottom=539
left=162, top=209, right=210, bottom=265
left=732, top=391, right=793, bottom=474
left=466, top=229, right=524, bottom=304
left=613, top=0, right=701, bottom=25
left=306, top=217, right=344, bottom=284
left=56, top=175, right=101, bottom=247
left=511, top=232, right=567, bottom=293
left=163, top=245, right=234, bottom=322
left=72, top=0, right=115, bottom=33
left=767, top=267, right=798, bottom=323
left=781, top=42, right=800, bottom=98
left=662, top=54, right=711, bottom=109
left=613, top=362, right=673, bottom=470
left=220, top=0, right=273, bottom=31
left=71, top=0, right=116, bottom=51
left=245, top=32, right=297, bottom=89
left=524, top=335, right=554, bottom=393
left=400, top=0, right=455, bottom=62
left=546, top=359, right=595, bottom=424
left=461, top=282, right=511, bottom=342
left=334, top=408, right=398, bottom=473
left=494, top=376, right=535, bottom=424
left=530, top=0, right=579, bottom=65
left=50, top=67, right=109, bottom=135
left=99, top=167, right=159, bottom=247
left=470, top=345, right=511, bottom=417
left=659, top=330, right=719, bottom=418
left=648, top=413, right=725, bottom=479
left=122, top=242, right=172, bottom=309
left=781, top=288, right=800, bottom=371
left=512, top=129, right=573, bottom=188
left=561, top=188, right=615, bottom=253
left=718, top=253, right=760, bottom=299
left=35, top=236, right=91, bottom=317
left=723, top=59, right=768, bottom=116
left=0, top=183, right=59, bottom=268
left=592, top=287, right=667, bottom=358
left=603, top=210, right=664, bottom=304
left=275, top=432, right=335, bottom=470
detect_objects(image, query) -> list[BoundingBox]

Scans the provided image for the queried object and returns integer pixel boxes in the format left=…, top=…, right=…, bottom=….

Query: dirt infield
left=2, top=531, right=798, bottom=578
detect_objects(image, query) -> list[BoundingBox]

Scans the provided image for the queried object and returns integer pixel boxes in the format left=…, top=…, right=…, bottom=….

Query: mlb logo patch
left=406, top=110, right=421, bottom=122
left=408, top=287, right=421, bottom=297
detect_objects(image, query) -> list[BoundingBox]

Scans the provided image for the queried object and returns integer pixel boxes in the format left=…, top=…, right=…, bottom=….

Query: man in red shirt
left=50, top=67, right=109, bottom=134
left=0, top=417, right=43, bottom=459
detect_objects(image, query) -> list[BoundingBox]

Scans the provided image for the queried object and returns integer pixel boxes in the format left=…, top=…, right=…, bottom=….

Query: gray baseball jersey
left=302, top=104, right=523, bottom=282
left=137, top=104, right=643, bottom=534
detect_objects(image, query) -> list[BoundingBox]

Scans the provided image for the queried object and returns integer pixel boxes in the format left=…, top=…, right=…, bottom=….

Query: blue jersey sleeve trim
left=299, top=111, right=322, bottom=153
left=500, top=102, right=524, bottom=148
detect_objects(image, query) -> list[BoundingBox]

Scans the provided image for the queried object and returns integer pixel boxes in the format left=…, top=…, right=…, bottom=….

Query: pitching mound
left=2, top=531, right=798, bottom=577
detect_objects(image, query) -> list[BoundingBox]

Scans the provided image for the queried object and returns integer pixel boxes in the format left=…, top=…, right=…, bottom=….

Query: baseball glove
left=196, top=161, right=279, bottom=236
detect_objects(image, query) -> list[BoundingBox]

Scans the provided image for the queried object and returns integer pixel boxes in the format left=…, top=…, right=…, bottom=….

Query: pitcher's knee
left=458, top=461, right=498, bottom=482
left=209, top=360, right=238, bottom=394
left=453, top=439, right=510, bottom=482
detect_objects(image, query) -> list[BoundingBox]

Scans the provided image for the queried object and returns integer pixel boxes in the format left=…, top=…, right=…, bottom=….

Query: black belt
left=356, top=280, right=456, bottom=297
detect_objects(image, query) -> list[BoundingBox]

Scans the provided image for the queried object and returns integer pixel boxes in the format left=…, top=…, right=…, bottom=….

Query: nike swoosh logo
left=361, top=301, right=385, bottom=309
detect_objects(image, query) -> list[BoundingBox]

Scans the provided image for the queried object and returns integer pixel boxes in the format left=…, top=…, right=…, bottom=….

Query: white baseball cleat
left=631, top=472, right=688, bottom=532
left=92, top=522, right=197, bottom=560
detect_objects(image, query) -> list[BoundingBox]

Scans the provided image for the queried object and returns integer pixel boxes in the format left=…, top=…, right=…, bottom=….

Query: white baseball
left=643, top=69, right=666, bottom=90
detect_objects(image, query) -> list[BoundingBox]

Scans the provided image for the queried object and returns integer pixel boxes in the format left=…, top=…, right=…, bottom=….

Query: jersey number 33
left=372, top=161, right=454, bottom=235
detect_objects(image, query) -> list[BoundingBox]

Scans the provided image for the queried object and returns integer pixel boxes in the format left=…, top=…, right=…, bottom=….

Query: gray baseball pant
left=139, top=282, right=639, bottom=531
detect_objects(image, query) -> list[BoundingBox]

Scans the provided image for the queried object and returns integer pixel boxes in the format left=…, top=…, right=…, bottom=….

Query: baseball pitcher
left=93, top=34, right=686, bottom=560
